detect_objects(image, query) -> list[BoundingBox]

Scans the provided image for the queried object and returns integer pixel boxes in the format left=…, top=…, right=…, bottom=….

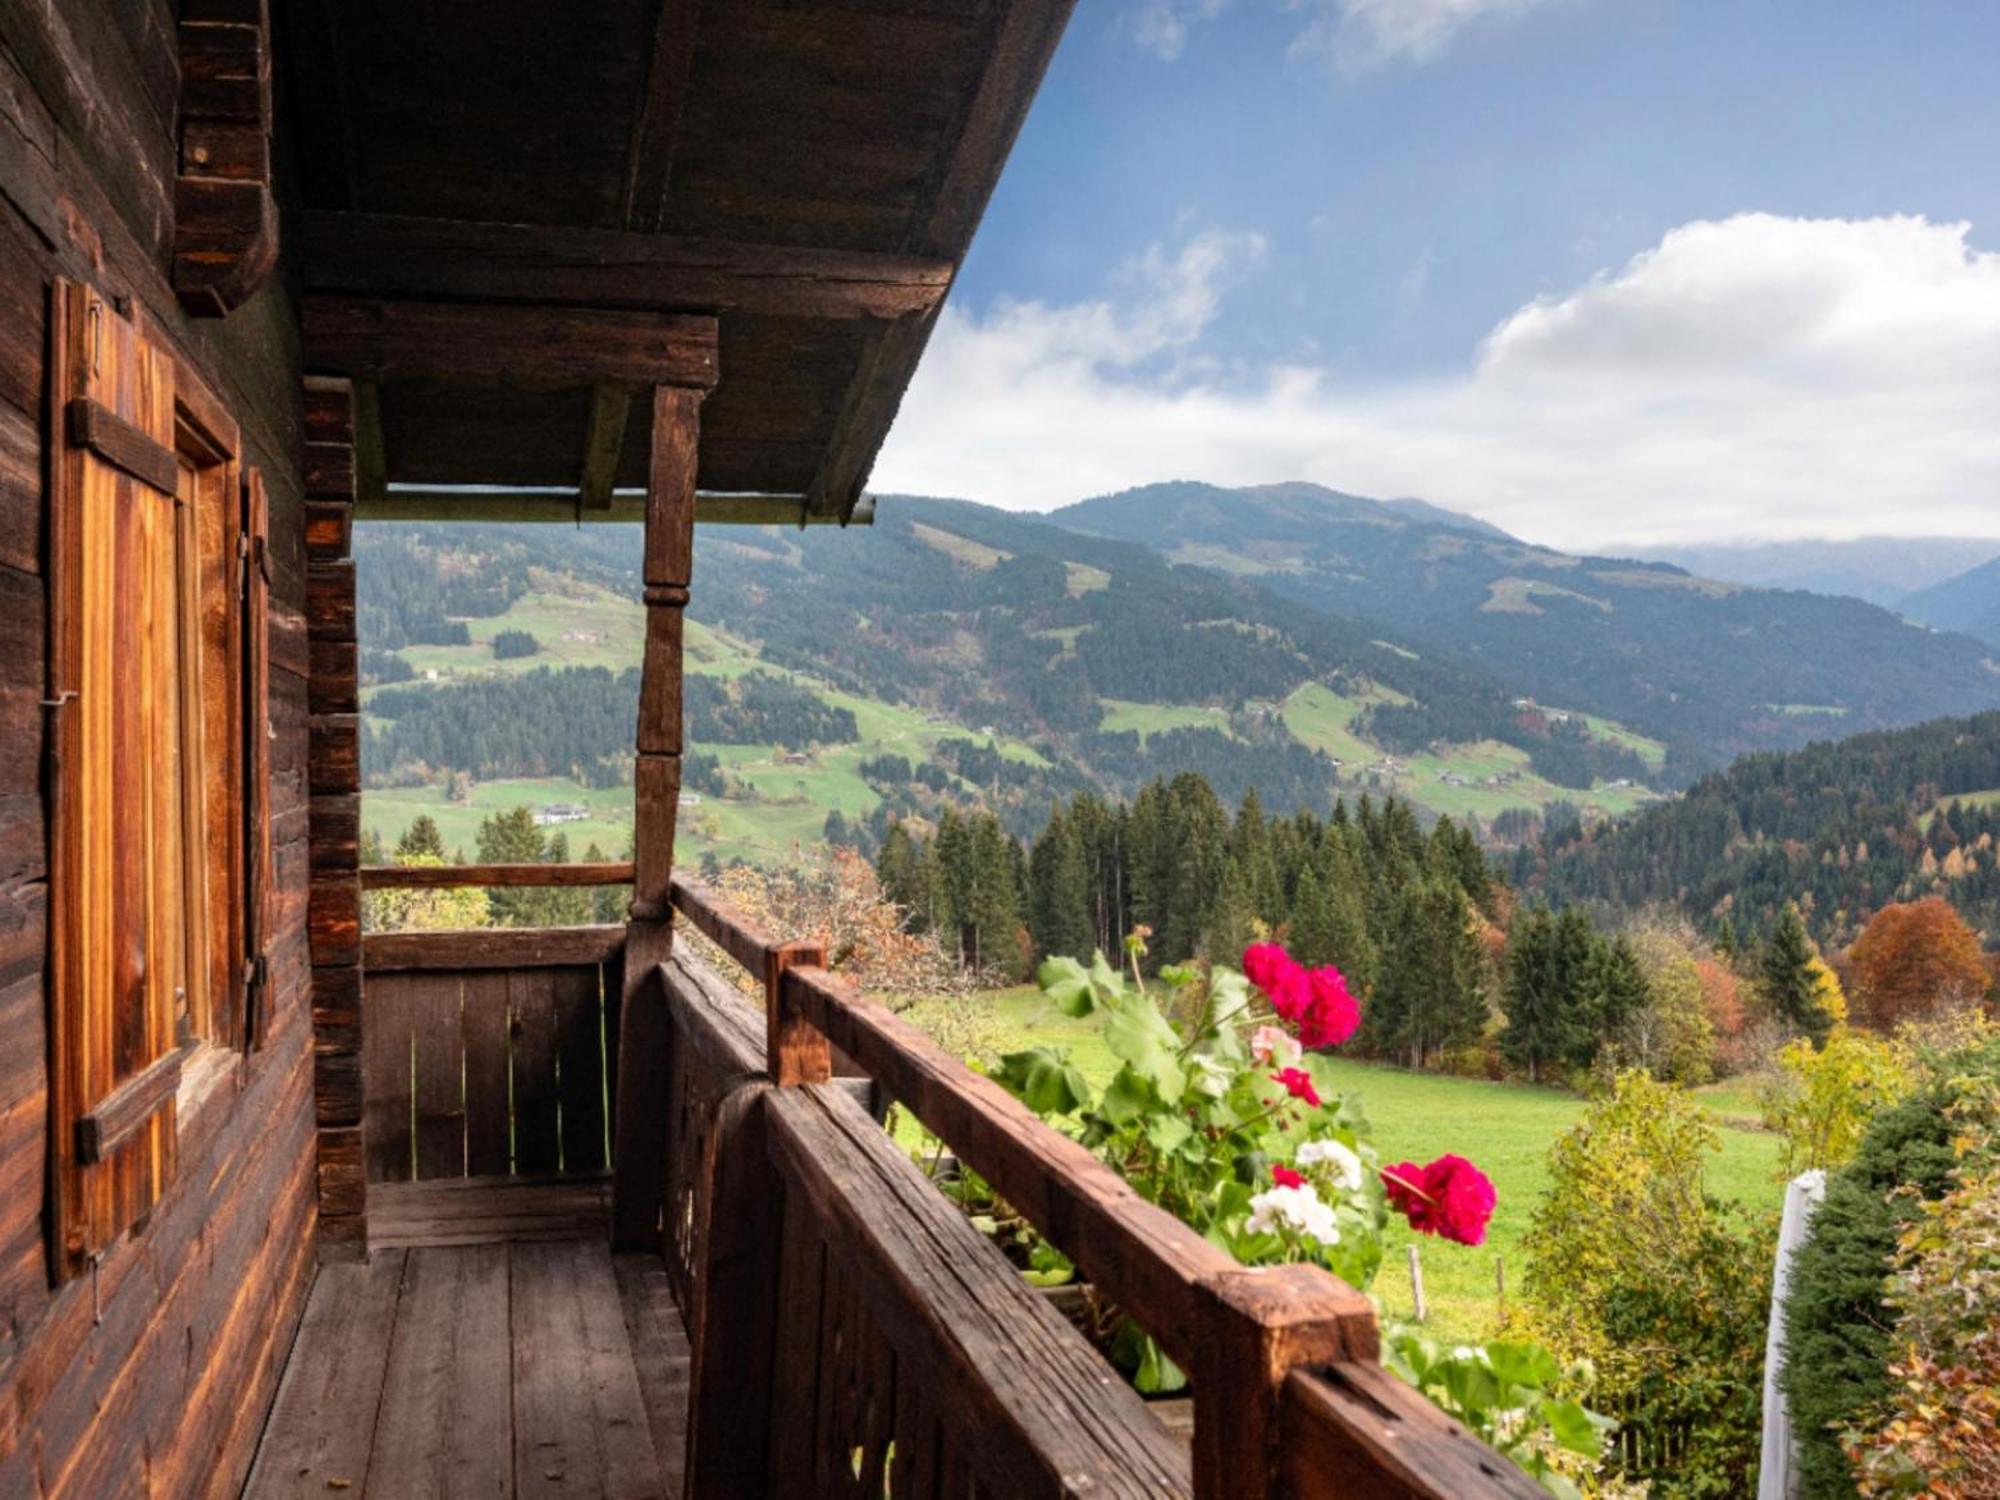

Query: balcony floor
left=244, top=1179, right=689, bottom=1499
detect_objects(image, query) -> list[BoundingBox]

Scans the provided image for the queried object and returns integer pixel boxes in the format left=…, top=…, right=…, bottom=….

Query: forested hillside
left=354, top=510, right=1670, bottom=867
left=1053, top=481, right=2000, bottom=775
left=1518, top=711, right=2000, bottom=950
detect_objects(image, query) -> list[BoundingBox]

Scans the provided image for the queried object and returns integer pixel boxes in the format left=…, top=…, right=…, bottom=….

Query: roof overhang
left=282, top=0, right=1076, bottom=524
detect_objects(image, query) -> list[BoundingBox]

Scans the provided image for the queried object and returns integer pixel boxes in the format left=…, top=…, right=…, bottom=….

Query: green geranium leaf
left=1101, top=991, right=1187, bottom=1104
left=1037, top=955, right=1095, bottom=1017
left=1485, top=1340, right=1562, bottom=1392
left=1145, top=1114, right=1193, bottom=1154
left=994, top=1047, right=1092, bottom=1116
left=1539, top=1398, right=1609, bottom=1458
left=1097, top=1065, right=1155, bottom=1126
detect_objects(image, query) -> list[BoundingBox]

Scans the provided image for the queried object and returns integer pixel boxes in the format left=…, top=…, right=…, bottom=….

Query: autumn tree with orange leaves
left=1849, top=898, right=1991, bottom=1027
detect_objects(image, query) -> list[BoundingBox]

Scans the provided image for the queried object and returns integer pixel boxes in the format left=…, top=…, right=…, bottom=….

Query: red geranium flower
left=1271, top=1164, right=1306, bottom=1189
left=1297, top=966, right=1360, bottom=1048
left=1269, top=1067, right=1322, bottom=1109
left=1381, top=1154, right=1497, bottom=1247
left=1243, top=943, right=1312, bottom=1023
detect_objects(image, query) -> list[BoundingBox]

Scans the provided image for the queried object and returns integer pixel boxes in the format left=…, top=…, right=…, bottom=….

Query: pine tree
left=1205, top=856, right=1258, bottom=965
left=1320, top=830, right=1377, bottom=995
left=875, top=822, right=931, bottom=933
left=1501, top=908, right=1580, bottom=1084
left=1027, top=808, right=1092, bottom=962
left=1288, top=862, right=1336, bottom=966
left=1588, top=935, right=1651, bottom=1056
left=361, top=826, right=385, bottom=866
left=476, top=806, right=546, bottom=926
left=582, top=842, right=624, bottom=924
left=535, top=831, right=592, bottom=926
left=966, top=813, right=1023, bottom=976
left=397, top=814, right=446, bottom=860
left=931, top=808, right=972, bottom=965
left=1371, top=878, right=1487, bottom=1069
left=1760, top=904, right=1829, bottom=1044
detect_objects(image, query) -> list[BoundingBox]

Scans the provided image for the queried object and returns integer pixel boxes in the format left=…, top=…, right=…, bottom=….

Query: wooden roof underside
left=283, top=0, right=1075, bottom=523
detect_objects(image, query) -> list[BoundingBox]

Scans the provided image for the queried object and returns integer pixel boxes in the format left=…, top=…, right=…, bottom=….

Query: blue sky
left=874, top=1, right=2000, bottom=550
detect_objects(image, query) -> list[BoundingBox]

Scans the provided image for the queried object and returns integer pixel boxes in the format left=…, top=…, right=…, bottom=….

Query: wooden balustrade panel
left=658, top=949, right=765, bottom=1308
left=360, top=946, right=619, bottom=1184
left=762, top=1084, right=1192, bottom=1499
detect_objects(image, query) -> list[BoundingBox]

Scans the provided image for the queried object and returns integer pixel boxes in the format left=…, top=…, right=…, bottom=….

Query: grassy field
left=1098, top=698, right=1239, bottom=743
left=902, top=986, right=1784, bottom=1342
left=364, top=777, right=634, bottom=859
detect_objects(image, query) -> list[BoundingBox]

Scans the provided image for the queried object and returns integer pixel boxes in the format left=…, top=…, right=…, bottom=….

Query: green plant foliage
left=994, top=943, right=1600, bottom=1490
left=1780, top=1049, right=2000, bottom=1498
left=1521, top=1071, right=1774, bottom=1497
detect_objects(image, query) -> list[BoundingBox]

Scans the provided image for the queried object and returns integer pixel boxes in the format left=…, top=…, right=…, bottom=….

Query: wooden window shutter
left=47, top=281, right=184, bottom=1274
left=242, top=467, right=274, bottom=1048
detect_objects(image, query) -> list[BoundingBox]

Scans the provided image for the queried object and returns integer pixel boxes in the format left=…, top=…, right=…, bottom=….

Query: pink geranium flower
left=1381, top=1154, right=1497, bottom=1247
left=1269, top=1067, right=1322, bottom=1109
left=1271, top=1164, right=1306, bottom=1189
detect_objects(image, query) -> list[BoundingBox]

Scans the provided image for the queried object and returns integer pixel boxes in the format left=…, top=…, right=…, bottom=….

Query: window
left=46, top=281, right=271, bottom=1277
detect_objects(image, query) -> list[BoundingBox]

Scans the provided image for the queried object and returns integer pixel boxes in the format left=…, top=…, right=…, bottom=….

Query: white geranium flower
left=1250, top=1024, right=1303, bottom=1069
left=1246, top=1183, right=1342, bottom=1247
left=1295, top=1138, right=1364, bottom=1193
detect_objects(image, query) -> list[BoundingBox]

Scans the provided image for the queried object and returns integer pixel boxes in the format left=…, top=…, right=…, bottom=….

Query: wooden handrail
left=659, top=872, right=1527, bottom=1500
left=360, top=861, right=634, bottom=890
left=361, top=924, right=625, bottom=971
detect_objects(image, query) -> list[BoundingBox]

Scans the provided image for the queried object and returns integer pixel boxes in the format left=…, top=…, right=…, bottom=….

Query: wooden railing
left=641, top=874, right=1543, bottom=1500
left=359, top=907, right=626, bottom=1183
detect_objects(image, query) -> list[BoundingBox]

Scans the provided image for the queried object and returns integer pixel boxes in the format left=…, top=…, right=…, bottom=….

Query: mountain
left=1625, top=537, right=2000, bottom=609
left=353, top=504, right=1675, bottom=866
left=1902, top=554, right=2000, bottom=647
left=1050, top=481, right=2000, bottom=777
left=1516, top=711, right=2000, bottom=952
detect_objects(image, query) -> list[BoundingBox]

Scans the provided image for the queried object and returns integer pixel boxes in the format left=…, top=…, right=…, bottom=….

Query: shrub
left=1846, top=1159, right=2000, bottom=1497
left=1760, top=1029, right=1914, bottom=1177
left=1780, top=1049, right=2000, bottom=1498
left=1521, top=1071, right=1774, bottom=1497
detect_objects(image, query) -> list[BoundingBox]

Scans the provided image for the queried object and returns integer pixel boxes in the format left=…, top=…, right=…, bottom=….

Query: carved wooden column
left=612, top=381, right=708, bottom=1249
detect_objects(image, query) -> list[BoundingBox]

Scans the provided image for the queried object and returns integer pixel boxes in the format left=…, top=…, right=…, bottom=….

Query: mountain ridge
left=1044, top=480, right=2000, bottom=774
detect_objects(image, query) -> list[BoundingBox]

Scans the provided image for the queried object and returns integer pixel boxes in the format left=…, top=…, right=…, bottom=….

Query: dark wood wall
left=0, top=2, right=317, bottom=1495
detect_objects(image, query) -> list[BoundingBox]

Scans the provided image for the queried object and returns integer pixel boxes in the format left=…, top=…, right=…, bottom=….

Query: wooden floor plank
left=512, top=1240, right=664, bottom=1500
left=243, top=1250, right=407, bottom=1499
left=615, top=1254, right=692, bottom=1500
left=365, top=1245, right=514, bottom=1498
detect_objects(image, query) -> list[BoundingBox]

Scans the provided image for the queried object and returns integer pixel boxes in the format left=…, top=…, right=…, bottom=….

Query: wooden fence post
left=1409, top=1244, right=1427, bottom=1323
left=767, top=943, right=828, bottom=1086
left=1192, top=1265, right=1378, bottom=1500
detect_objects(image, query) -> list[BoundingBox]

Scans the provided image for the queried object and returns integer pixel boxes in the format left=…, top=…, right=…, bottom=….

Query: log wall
left=0, top=3, right=317, bottom=1495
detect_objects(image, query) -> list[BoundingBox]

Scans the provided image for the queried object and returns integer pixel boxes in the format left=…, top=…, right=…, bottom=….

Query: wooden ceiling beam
left=579, top=384, right=637, bottom=511
left=353, top=489, right=872, bottom=527
left=622, top=0, right=699, bottom=231
left=302, top=295, right=719, bottom=389
left=351, top=379, right=387, bottom=506
left=807, top=0, right=1079, bottom=520
left=297, top=211, right=953, bottom=323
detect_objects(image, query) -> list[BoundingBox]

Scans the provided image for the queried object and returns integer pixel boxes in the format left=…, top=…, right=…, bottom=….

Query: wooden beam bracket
left=175, top=6, right=279, bottom=315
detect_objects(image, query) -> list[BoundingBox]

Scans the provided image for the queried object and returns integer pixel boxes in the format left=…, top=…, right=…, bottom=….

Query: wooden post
left=611, top=381, right=707, bottom=1251
left=1408, top=1243, right=1427, bottom=1323
left=1191, top=1265, right=1378, bottom=1500
left=767, top=945, right=829, bottom=1086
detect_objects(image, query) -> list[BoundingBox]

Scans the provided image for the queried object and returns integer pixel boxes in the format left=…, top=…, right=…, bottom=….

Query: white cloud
left=1127, top=0, right=1233, bottom=61
left=874, top=213, right=2000, bottom=549
left=1125, top=0, right=1573, bottom=71
left=1290, top=0, right=1574, bottom=73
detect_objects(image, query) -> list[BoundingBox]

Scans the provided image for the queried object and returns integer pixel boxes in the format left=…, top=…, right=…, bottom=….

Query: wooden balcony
left=250, top=873, right=1539, bottom=1499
